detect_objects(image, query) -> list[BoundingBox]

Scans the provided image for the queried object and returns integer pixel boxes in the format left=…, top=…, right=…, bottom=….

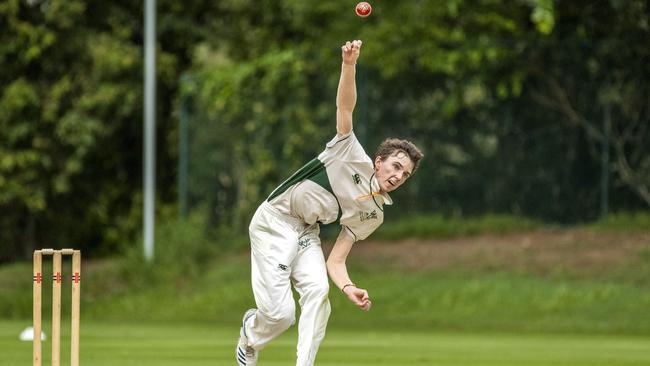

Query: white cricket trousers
left=243, top=201, right=331, bottom=366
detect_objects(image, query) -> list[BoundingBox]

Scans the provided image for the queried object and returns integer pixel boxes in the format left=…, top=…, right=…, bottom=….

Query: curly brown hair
left=375, top=138, right=424, bottom=172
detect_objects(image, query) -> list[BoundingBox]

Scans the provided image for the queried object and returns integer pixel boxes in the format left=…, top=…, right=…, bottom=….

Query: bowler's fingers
left=360, top=300, right=372, bottom=311
left=355, top=289, right=366, bottom=302
left=345, top=287, right=371, bottom=310
left=342, top=40, right=362, bottom=53
left=357, top=289, right=371, bottom=311
left=346, top=289, right=362, bottom=305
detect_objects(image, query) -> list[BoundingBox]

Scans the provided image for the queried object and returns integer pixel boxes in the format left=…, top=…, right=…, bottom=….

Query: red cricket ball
left=355, top=2, right=372, bottom=17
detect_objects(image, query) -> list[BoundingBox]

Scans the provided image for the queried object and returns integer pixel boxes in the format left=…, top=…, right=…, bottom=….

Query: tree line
left=1, top=0, right=648, bottom=262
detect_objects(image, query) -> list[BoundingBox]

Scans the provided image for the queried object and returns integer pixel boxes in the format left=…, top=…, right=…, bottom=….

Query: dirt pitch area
left=326, top=229, right=650, bottom=279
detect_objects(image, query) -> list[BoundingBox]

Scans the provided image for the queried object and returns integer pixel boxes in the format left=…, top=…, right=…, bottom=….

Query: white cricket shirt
left=267, top=131, right=392, bottom=242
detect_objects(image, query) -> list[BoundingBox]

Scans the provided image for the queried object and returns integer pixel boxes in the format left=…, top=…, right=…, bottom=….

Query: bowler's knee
left=311, top=282, right=330, bottom=299
left=302, top=282, right=330, bottom=305
left=262, top=304, right=296, bottom=330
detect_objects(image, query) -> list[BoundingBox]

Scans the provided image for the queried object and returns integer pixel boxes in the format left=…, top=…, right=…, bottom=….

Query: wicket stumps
left=33, top=249, right=81, bottom=366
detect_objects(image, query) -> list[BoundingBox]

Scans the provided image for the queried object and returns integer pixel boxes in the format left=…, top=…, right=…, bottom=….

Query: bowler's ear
left=374, top=156, right=382, bottom=171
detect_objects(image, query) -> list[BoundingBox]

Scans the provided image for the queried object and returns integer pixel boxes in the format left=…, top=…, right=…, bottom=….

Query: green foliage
left=186, top=46, right=329, bottom=230
left=0, top=0, right=222, bottom=262
left=588, top=212, right=650, bottom=232
left=373, top=214, right=541, bottom=240
left=118, top=209, right=247, bottom=288
left=530, top=0, right=555, bottom=34
left=1, top=0, right=649, bottom=264
left=185, top=0, right=649, bottom=234
left=0, top=262, right=32, bottom=319
left=0, top=0, right=139, bottom=260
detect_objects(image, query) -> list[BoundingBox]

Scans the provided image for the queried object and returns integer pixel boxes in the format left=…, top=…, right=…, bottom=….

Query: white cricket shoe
left=236, top=309, right=258, bottom=366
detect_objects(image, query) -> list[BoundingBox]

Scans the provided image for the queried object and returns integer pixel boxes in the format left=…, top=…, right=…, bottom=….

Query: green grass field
left=2, top=320, right=650, bottom=365
left=2, top=215, right=649, bottom=364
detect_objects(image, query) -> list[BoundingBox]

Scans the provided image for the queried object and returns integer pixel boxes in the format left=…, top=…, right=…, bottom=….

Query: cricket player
left=236, top=40, right=423, bottom=366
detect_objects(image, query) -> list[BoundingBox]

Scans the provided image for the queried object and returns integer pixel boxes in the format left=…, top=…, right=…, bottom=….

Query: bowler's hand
left=344, top=285, right=372, bottom=311
left=342, top=40, right=362, bottom=65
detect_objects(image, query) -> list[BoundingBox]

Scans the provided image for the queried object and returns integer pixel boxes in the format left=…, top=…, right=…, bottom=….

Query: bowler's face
left=374, top=152, right=414, bottom=193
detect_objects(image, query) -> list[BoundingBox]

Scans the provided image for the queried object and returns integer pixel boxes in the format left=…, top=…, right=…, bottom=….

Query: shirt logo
left=359, top=210, right=378, bottom=222
left=298, top=237, right=312, bottom=249
left=352, top=173, right=361, bottom=184
left=278, top=264, right=288, bottom=271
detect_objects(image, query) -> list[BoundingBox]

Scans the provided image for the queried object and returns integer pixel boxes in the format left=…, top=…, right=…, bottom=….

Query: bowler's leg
left=246, top=246, right=296, bottom=349
left=291, top=234, right=331, bottom=366
left=244, top=205, right=300, bottom=350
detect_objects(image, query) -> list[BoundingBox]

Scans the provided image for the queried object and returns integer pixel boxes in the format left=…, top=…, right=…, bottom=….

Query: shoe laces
left=245, top=346, right=256, bottom=357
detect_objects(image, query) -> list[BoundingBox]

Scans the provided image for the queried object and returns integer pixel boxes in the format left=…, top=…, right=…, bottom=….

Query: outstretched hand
left=342, top=40, right=363, bottom=65
left=344, top=285, right=372, bottom=311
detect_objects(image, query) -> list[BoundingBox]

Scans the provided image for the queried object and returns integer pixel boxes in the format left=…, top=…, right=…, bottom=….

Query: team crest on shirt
left=359, top=210, right=378, bottom=222
left=352, top=173, right=361, bottom=184
left=298, top=237, right=312, bottom=249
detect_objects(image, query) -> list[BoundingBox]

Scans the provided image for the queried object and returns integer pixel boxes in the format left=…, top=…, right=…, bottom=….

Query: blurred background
left=1, top=0, right=649, bottom=362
